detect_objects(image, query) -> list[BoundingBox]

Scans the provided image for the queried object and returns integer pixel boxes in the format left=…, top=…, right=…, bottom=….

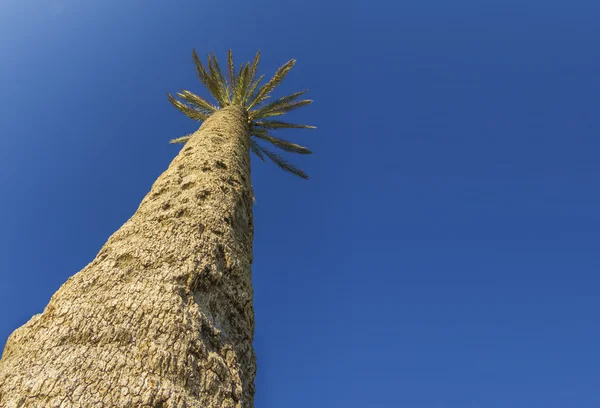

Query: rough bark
left=0, top=105, right=256, bottom=408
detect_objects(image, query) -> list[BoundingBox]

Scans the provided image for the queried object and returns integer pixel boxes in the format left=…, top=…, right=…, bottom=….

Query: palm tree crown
left=168, top=49, right=315, bottom=179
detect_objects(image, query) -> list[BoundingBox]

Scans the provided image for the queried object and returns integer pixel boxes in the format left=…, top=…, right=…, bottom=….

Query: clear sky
left=1, top=0, right=599, bottom=407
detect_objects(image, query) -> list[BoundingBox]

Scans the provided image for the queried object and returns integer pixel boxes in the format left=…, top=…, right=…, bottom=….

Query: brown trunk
left=0, top=105, right=256, bottom=408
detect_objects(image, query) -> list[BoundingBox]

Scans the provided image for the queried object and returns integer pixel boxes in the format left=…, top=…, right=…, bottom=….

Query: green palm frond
left=192, top=49, right=228, bottom=107
left=250, top=139, right=266, bottom=161
left=232, top=64, right=251, bottom=105
left=250, top=91, right=312, bottom=120
left=231, top=62, right=245, bottom=102
left=192, top=50, right=216, bottom=94
left=253, top=143, right=309, bottom=179
left=176, top=90, right=217, bottom=114
left=249, top=90, right=306, bottom=117
left=249, top=50, right=260, bottom=84
left=244, top=74, right=265, bottom=107
left=244, top=50, right=261, bottom=105
left=242, top=63, right=253, bottom=102
left=227, top=49, right=236, bottom=97
left=253, top=120, right=316, bottom=130
left=247, top=59, right=296, bottom=110
left=168, top=93, right=208, bottom=121
left=209, top=52, right=227, bottom=86
left=257, top=99, right=312, bottom=119
left=251, top=128, right=312, bottom=154
left=169, top=134, right=193, bottom=144
left=208, top=52, right=230, bottom=104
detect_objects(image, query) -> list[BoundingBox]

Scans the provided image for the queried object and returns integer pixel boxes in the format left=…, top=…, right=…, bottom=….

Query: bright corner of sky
left=1, top=0, right=600, bottom=407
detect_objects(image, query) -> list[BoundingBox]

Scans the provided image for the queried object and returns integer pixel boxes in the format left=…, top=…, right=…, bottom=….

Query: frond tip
left=254, top=120, right=316, bottom=130
left=251, top=128, right=312, bottom=154
left=168, top=49, right=315, bottom=179
left=169, top=134, right=192, bottom=144
left=248, top=59, right=296, bottom=110
left=167, top=93, right=208, bottom=121
left=252, top=142, right=309, bottom=179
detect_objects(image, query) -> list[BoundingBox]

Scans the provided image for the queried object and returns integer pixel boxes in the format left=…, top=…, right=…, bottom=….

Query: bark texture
left=0, top=106, right=256, bottom=408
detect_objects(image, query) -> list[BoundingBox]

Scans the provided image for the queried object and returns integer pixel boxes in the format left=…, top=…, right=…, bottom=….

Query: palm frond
left=250, top=90, right=311, bottom=119
left=254, top=143, right=309, bottom=179
left=248, top=50, right=260, bottom=87
left=253, top=120, right=316, bottom=130
left=176, top=90, right=217, bottom=114
left=232, top=64, right=251, bottom=105
left=235, top=62, right=247, bottom=100
left=244, top=74, right=265, bottom=106
left=192, top=50, right=218, bottom=98
left=247, top=59, right=296, bottom=109
left=168, top=93, right=208, bottom=121
left=254, top=99, right=312, bottom=119
left=250, top=139, right=266, bottom=161
left=169, top=134, right=193, bottom=144
left=227, top=49, right=236, bottom=97
left=208, top=52, right=230, bottom=104
left=192, top=49, right=227, bottom=107
left=209, top=52, right=226, bottom=85
left=242, top=62, right=253, bottom=102
left=251, top=128, right=312, bottom=154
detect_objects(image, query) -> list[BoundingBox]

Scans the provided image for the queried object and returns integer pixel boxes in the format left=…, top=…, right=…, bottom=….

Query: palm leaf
left=192, top=49, right=227, bottom=107
left=169, top=134, right=193, bottom=144
left=251, top=128, right=312, bottom=154
left=250, top=139, right=266, bottom=161
left=176, top=90, right=216, bottom=114
left=253, top=120, right=316, bottom=130
left=247, top=59, right=296, bottom=109
left=235, top=62, right=246, bottom=98
left=254, top=144, right=309, bottom=179
left=208, top=52, right=230, bottom=105
left=242, top=62, right=253, bottom=102
left=233, top=64, right=251, bottom=105
left=249, top=50, right=260, bottom=81
left=227, top=49, right=236, bottom=97
left=250, top=90, right=306, bottom=114
left=192, top=50, right=217, bottom=96
left=255, top=100, right=312, bottom=119
left=245, top=50, right=261, bottom=103
left=244, top=74, right=265, bottom=106
left=250, top=91, right=311, bottom=119
left=210, top=52, right=227, bottom=86
left=168, top=93, right=208, bottom=121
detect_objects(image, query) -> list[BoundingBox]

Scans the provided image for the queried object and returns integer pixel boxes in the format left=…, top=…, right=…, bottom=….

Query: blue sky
left=1, top=0, right=600, bottom=407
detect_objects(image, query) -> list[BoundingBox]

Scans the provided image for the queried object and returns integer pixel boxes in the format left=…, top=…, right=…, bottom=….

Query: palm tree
left=0, top=49, right=314, bottom=407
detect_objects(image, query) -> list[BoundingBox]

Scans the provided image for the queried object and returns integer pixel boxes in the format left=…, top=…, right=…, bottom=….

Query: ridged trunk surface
left=0, top=105, right=256, bottom=407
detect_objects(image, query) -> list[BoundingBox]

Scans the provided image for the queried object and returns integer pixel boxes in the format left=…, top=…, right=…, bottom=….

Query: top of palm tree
left=168, top=49, right=315, bottom=179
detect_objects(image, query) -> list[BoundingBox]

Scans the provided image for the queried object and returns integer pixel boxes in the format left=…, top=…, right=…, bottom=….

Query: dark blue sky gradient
left=1, top=1, right=600, bottom=407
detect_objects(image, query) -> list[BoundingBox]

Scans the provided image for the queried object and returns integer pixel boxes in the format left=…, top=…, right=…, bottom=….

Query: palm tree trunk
left=0, top=105, right=256, bottom=408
